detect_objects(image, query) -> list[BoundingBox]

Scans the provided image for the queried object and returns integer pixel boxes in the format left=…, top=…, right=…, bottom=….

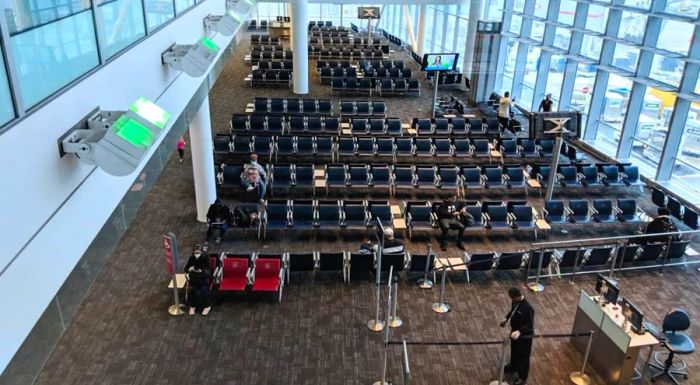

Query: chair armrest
left=564, top=207, right=574, bottom=215
left=480, top=174, right=488, bottom=182
left=612, top=206, right=622, bottom=215
left=483, top=213, right=491, bottom=222
left=620, top=172, right=629, bottom=180
left=503, top=174, right=511, bottom=182
left=536, top=173, right=544, bottom=182
left=598, top=172, right=607, bottom=180
left=542, top=208, right=549, bottom=217
left=589, top=207, right=599, bottom=216
left=517, top=145, right=524, bottom=152
left=435, top=175, right=442, bottom=186
left=507, top=212, right=516, bottom=221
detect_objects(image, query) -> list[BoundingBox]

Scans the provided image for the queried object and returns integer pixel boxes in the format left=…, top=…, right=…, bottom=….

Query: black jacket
left=207, top=203, right=232, bottom=224
left=437, top=202, right=458, bottom=220
left=382, top=238, right=404, bottom=255
left=644, top=216, right=677, bottom=243
left=506, top=299, right=535, bottom=335
left=184, top=255, right=212, bottom=287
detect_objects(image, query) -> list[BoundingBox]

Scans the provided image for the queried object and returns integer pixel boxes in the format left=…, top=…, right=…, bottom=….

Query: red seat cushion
left=220, top=278, right=247, bottom=291
left=253, top=278, right=279, bottom=292
left=252, top=258, right=281, bottom=292
left=219, top=258, right=248, bottom=291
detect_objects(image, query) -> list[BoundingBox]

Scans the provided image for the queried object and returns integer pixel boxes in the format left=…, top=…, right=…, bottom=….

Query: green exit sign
left=113, top=115, right=156, bottom=149
left=200, top=37, right=220, bottom=53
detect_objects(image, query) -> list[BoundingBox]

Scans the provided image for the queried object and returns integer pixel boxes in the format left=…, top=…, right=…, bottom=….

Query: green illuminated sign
left=200, top=37, right=220, bottom=53
left=113, top=115, right=155, bottom=149
left=228, top=10, right=242, bottom=23
left=129, top=97, right=171, bottom=129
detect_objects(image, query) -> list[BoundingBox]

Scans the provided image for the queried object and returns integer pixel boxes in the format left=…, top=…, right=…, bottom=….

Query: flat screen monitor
left=358, top=6, right=381, bottom=19
left=529, top=111, right=582, bottom=139
left=421, top=53, right=459, bottom=72
left=620, top=297, right=644, bottom=332
left=595, top=274, right=620, bottom=304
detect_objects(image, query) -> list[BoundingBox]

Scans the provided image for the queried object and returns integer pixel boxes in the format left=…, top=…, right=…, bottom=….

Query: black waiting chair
left=648, top=309, right=695, bottom=384
left=318, top=252, right=346, bottom=281
left=348, top=252, right=375, bottom=281
left=585, top=247, right=613, bottom=267
left=285, top=252, right=316, bottom=283
left=495, top=252, right=525, bottom=272
left=465, top=253, right=495, bottom=282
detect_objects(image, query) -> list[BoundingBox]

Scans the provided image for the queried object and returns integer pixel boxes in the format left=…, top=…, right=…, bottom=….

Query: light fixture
left=204, top=10, right=242, bottom=36
left=161, top=36, right=220, bottom=77
left=59, top=97, right=172, bottom=176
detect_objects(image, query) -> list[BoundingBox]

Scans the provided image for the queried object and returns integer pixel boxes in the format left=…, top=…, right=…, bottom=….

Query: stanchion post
left=527, top=249, right=545, bottom=292
left=488, top=337, right=510, bottom=385
left=166, top=233, right=185, bottom=316
left=607, top=241, right=620, bottom=284
left=417, top=244, right=434, bottom=289
left=373, top=266, right=393, bottom=385
left=368, top=219, right=386, bottom=332
left=431, top=267, right=449, bottom=313
left=389, top=276, right=403, bottom=328
left=570, top=331, right=595, bottom=385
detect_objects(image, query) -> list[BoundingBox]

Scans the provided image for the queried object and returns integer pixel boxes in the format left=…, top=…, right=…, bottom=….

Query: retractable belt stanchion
left=373, top=266, right=393, bottom=385
left=389, top=275, right=402, bottom=328
left=368, top=219, right=386, bottom=332
left=432, top=266, right=449, bottom=313
left=606, top=241, right=621, bottom=285
left=569, top=331, right=595, bottom=385
left=417, top=244, right=434, bottom=289
left=527, top=249, right=545, bottom=292
left=488, top=337, right=510, bottom=385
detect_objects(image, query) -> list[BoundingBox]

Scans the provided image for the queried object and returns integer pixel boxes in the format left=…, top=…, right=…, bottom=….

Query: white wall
left=0, top=0, right=239, bottom=373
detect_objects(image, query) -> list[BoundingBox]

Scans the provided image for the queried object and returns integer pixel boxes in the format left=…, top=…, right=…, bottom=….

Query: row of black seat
left=247, top=20, right=267, bottom=30
left=250, top=35, right=280, bottom=44
left=255, top=60, right=293, bottom=70
left=651, top=187, right=699, bottom=229
left=330, top=78, right=421, bottom=97
left=381, top=29, right=405, bottom=47
left=250, top=44, right=284, bottom=52
left=250, top=70, right=292, bottom=88
left=375, top=78, right=422, bottom=96
left=426, top=72, right=464, bottom=86
left=315, top=60, right=354, bottom=70
left=540, top=198, right=645, bottom=225
left=248, top=50, right=293, bottom=62
left=319, top=67, right=359, bottom=80
left=308, top=21, right=333, bottom=28
left=359, top=59, right=407, bottom=71
left=229, top=116, right=341, bottom=135
left=309, top=37, right=382, bottom=46
left=310, top=45, right=390, bottom=54
left=312, top=49, right=386, bottom=60
left=364, top=67, right=414, bottom=79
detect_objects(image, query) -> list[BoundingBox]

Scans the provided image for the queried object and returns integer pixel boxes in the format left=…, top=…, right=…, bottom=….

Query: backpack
left=233, top=206, right=260, bottom=228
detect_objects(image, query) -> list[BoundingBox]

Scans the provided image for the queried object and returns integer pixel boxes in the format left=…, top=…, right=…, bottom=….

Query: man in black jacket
left=500, top=287, right=535, bottom=385
left=643, top=207, right=678, bottom=244
left=206, top=199, right=232, bottom=243
left=437, top=198, right=466, bottom=251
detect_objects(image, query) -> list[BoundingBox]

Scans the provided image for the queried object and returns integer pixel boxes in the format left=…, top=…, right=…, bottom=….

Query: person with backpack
left=643, top=207, right=678, bottom=244
left=241, top=153, right=267, bottom=202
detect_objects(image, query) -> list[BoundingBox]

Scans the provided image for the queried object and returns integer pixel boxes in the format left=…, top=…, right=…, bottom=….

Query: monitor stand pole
left=432, top=70, right=440, bottom=118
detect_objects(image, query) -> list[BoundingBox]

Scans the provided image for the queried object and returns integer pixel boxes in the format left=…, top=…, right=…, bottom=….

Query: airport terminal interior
left=2, top=1, right=700, bottom=385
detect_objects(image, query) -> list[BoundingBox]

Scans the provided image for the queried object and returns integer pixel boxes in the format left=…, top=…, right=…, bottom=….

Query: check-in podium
left=571, top=291, right=659, bottom=385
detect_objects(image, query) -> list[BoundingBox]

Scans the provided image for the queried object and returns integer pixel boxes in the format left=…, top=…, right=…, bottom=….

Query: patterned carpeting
left=32, top=33, right=700, bottom=385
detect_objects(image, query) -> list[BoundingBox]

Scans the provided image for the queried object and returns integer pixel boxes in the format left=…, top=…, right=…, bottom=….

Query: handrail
left=532, top=228, right=700, bottom=249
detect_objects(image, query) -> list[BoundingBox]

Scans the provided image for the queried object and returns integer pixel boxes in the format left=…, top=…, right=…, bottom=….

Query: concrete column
left=291, top=0, right=309, bottom=94
left=189, top=95, right=217, bottom=223
left=416, top=4, right=427, bottom=55
left=462, top=0, right=485, bottom=79
left=403, top=4, right=416, bottom=50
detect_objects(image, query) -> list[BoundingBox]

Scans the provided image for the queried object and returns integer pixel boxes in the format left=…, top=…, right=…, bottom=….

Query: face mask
left=251, top=161, right=258, bottom=165
left=194, top=253, right=202, bottom=258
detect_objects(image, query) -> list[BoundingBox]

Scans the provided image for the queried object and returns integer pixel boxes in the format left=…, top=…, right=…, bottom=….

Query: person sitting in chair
left=241, top=153, right=267, bottom=202
left=206, top=199, right=232, bottom=243
left=184, top=245, right=213, bottom=316
left=437, top=198, right=466, bottom=251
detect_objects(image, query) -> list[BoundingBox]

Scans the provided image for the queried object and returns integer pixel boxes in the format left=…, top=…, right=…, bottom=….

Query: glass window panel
left=665, top=2, right=700, bottom=18
left=4, top=0, right=91, bottom=35
left=509, top=15, right=522, bottom=34
left=622, top=0, right=651, bottom=10
left=530, top=21, right=545, bottom=42
left=558, top=0, right=576, bottom=26
left=445, top=14, right=457, bottom=52
left=144, top=0, right=174, bottom=31
left=96, top=0, right=146, bottom=59
left=521, top=46, right=541, bottom=107
left=553, top=27, right=570, bottom=51
left=630, top=86, right=670, bottom=176
left=593, top=73, right=633, bottom=156
left=0, top=53, right=14, bottom=125
left=513, top=0, right=525, bottom=13
left=618, top=11, right=646, bottom=44
left=10, top=10, right=99, bottom=107
left=670, top=103, right=700, bottom=204
left=485, top=0, right=503, bottom=21
left=657, top=20, right=693, bottom=56
left=544, top=55, right=566, bottom=108
left=611, top=43, right=639, bottom=73
left=570, top=62, right=597, bottom=130
left=501, top=38, right=518, bottom=93
left=534, top=0, right=549, bottom=18
left=585, top=5, right=608, bottom=34
left=695, top=77, right=700, bottom=95
left=580, top=35, right=603, bottom=60
left=434, top=9, right=444, bottom=49
left=650, top=55, right=684, bottom=88
left=174, top=0, right=194, bottom=14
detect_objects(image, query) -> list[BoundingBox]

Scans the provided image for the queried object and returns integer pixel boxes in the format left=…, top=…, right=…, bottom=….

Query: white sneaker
left=202, top=307, right=211, bottom=316
left=246, top=186, right=255, bottom=191
left=188, top=307, right=196, bottom=315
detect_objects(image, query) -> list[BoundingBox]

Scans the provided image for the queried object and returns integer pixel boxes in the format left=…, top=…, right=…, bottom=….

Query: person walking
left=498, top=91, right=514, bottom=133
left=176, top=136, right=186, bottom=163
left=500, top=287, right=535, bottom=385
left=538, top=93, right=554, bottom=112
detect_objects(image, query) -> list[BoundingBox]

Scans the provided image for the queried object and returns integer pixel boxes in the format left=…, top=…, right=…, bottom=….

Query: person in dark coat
left=500, top=287, right=535, bottom=384
left=436, top=198, right=466, bottom=251
left=206, top=199, right=232, bottom=243
left=643, top=207, right=678, bottom=244
left=184, top=246, right=213, bottom=316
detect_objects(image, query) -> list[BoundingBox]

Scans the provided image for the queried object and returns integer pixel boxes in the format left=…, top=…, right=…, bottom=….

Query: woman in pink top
left=176, top=137, right=186, bottom=163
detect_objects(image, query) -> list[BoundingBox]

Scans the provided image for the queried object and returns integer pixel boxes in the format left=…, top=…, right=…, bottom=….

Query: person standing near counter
left=500, top=287, right=535, bottom=385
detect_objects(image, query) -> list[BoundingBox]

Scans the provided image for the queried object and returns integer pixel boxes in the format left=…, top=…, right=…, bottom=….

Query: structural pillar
left=416, top=4, right=427, bottom=55
left=189, top=95, right=217, bottom=223
left=290, top=0, right=309, bottom=94
left=288, top=3, right=293, bottom=50
left=461, top=0, right=485, bottom=80
left=403, top=4, right=416, bottom=51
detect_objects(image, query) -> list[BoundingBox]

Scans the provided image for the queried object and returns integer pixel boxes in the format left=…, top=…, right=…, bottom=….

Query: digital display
left=129, top=97, right=171, bottom=129
left=421, top=53, right=459, bottom=72
left=200, top=37, right=220, bottom=53
left=358, top=6, right=381, bottom=19
left=113, top=115, right=155, bottom=149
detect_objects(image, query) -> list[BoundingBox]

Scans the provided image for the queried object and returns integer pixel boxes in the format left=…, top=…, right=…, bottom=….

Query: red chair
left=252, top=258, right=284, bottom=302
left=219, top=258, right=249, bottom=292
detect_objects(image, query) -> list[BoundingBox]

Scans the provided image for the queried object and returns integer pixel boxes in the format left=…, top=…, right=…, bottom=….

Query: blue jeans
left=242, top=180, right=266, bottom=200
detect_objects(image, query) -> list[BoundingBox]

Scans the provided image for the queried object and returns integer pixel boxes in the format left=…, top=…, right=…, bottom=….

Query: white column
left=462, top=0, right=485, bottom=79
left=416, top=4, right=427, bottom=55
left=288, top=3, right=293, bottom=50
left=189, top=95, right=217, bottom=223
left=403, top=4, right=417, bottom=50
left=291, top=0, right=309, bottom=94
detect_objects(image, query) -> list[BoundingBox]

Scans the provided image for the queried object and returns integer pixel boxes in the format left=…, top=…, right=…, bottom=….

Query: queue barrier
left=526, top=229, right=700, bottom=292
left=383, top=331, right=596, bottom=385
